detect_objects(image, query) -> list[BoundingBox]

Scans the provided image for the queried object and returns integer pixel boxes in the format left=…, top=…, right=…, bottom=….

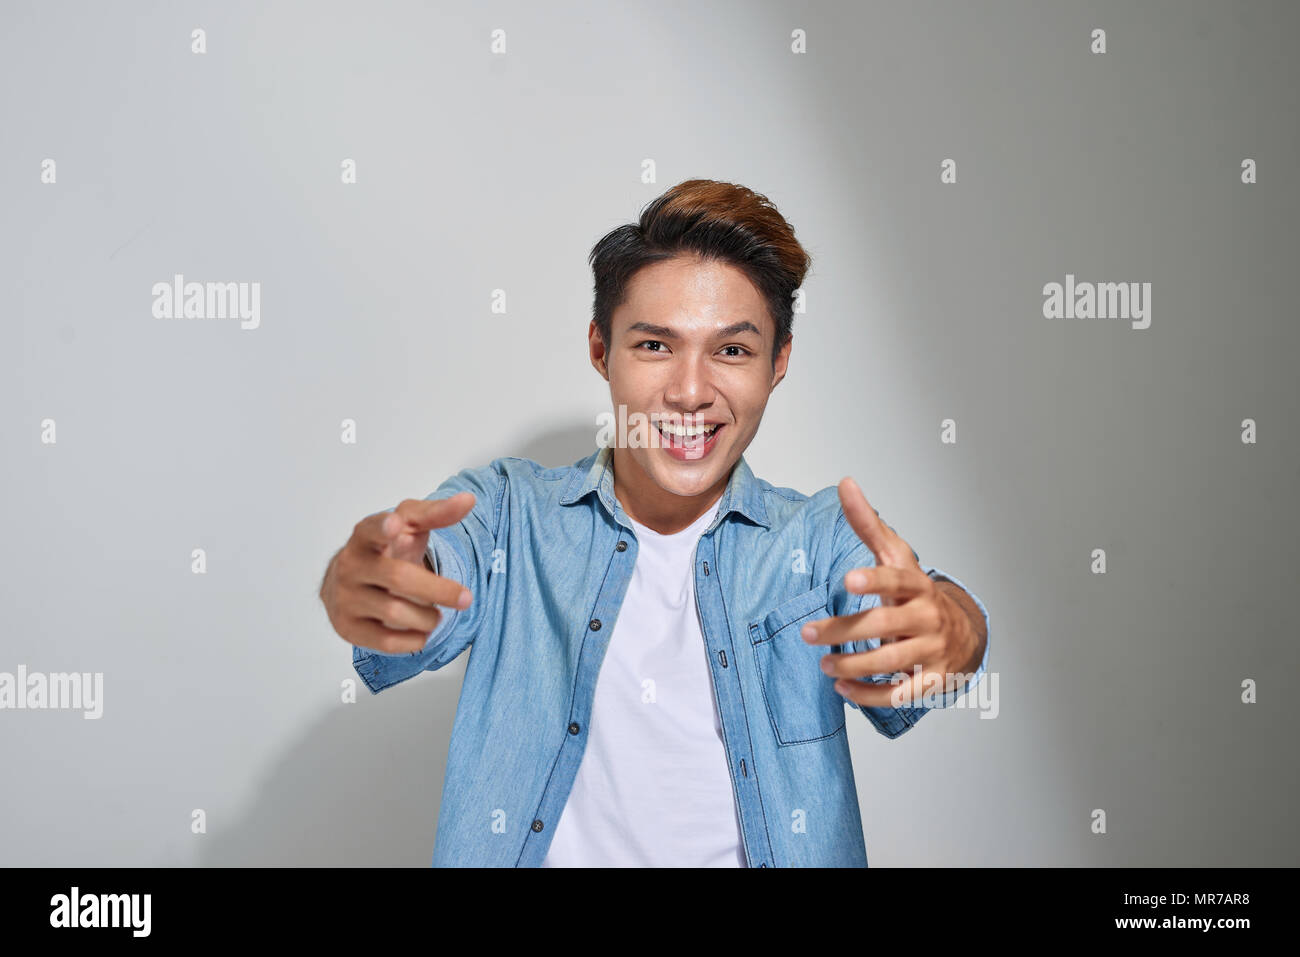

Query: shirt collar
left=559, top=444, right=770, bottom=529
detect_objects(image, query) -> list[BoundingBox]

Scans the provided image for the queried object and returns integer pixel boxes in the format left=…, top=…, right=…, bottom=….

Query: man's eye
left=637, top=340, right=665, bottom=352
left=720, top=345, right=750, bottom=357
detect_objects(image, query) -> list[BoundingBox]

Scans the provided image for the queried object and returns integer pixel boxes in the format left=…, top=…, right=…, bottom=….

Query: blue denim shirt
left=352, top=445, right=990, bottom=867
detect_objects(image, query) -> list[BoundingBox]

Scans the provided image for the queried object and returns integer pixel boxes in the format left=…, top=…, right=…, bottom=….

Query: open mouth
left=652, top=420, right=726, bottom=459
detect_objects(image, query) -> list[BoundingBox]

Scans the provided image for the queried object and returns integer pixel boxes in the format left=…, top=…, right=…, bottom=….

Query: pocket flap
left=758, top=581, right=831, bottom=639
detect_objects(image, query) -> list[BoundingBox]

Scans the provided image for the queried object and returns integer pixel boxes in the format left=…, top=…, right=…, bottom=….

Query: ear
left=770, top=334, right=792, bottom=390
left=588, top=320, right=610, bottom=381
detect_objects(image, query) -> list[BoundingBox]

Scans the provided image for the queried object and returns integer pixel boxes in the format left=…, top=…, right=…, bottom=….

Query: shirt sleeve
left=826, top=503, right=991, bottom=737
left=352, top=461, right=507, bottom=694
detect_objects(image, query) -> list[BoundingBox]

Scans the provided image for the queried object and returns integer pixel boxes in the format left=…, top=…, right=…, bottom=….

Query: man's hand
left=799, top=477, right=982, bottom=709
left=319, top=493, right=477, bottom=655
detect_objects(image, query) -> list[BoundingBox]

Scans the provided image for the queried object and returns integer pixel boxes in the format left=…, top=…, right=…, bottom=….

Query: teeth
left=656, top=422, right=719, bottom=437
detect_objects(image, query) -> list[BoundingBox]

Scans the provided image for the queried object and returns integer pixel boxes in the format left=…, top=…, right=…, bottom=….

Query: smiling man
left=318, top=179, right=991, bottom=867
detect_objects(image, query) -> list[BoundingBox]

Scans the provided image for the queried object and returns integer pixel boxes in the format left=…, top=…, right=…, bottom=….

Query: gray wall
left=2, top=0, right=1296, bottom=866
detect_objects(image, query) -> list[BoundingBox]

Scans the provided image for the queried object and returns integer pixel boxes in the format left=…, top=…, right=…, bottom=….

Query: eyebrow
left=627, top=320, right=762, bottom=339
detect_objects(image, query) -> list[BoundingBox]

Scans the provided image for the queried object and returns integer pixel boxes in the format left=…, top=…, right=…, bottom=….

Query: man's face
left=589, top=254, right=791, bottom=502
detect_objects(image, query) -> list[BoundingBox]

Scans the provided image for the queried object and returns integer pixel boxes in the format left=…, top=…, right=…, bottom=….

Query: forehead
left=613, top=255, right=772, bottom=337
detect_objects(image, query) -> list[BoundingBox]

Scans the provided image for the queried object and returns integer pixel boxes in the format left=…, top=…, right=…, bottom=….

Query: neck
left=610, top=445, right=731, bottom=535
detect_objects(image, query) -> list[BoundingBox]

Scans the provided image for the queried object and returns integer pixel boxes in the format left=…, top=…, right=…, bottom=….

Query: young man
left=319, top=179, right=991, bottom=867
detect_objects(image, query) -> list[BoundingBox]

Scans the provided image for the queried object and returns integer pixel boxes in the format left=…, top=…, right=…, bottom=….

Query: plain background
left=3, top=0, right=1297, bottom=866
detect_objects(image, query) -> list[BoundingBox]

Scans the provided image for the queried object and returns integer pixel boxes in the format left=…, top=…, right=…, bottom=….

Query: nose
left=663, top=352, right=717, bottom=412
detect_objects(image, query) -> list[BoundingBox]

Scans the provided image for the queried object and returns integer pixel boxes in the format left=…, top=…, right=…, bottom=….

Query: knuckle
left=335, top=548, right=359, bottom=580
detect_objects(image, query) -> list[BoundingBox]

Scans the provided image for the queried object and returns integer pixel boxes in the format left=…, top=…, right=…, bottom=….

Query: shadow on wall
left=197, top=425, right=601, bottom=866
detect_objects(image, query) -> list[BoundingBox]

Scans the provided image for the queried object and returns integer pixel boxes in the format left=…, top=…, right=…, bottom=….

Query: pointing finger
left=385, top=493, right=476, bottom=537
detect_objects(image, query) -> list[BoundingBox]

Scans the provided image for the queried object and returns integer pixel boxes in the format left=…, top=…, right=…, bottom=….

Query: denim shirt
left=352, top=445, right=991, bottom=867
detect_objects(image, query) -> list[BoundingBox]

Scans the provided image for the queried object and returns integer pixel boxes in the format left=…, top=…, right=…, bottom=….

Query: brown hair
left=588, top=179, right=811, bottom=363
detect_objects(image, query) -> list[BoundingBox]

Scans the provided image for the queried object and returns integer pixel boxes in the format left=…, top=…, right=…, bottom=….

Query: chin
left=637, top=448, right=735, bottom=498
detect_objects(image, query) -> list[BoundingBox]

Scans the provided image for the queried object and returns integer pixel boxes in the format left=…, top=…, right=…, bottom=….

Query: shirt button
left=531, top=819, right=544, bottom=832
left=589, top=619, right=601, bottom=631
left=616, top=540, right=627, bottom=552
left=568, top=722, right=580, bottom=735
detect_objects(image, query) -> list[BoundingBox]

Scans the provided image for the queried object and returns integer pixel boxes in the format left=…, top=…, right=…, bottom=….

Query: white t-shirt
left=540, top=498, right=745, bottom=867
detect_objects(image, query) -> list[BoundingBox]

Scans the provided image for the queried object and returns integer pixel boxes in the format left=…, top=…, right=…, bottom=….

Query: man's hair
left=588, top=179, right=812, bottom=363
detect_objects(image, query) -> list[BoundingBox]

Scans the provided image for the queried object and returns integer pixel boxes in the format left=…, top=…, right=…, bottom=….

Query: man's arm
left=351, top=461, right=507, bottom=693
left=821, top=480, right=993, bottom=731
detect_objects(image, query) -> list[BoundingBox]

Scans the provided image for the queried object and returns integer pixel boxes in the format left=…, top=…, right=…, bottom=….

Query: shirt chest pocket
left=748, top=581, right=846, bottom=746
